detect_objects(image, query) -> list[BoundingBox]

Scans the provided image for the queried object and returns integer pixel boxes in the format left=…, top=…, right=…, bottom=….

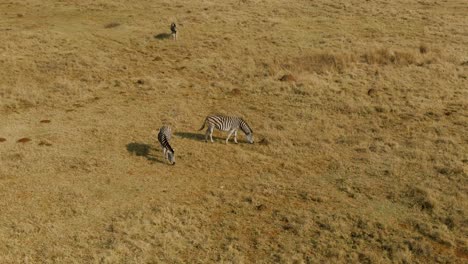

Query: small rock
left=243, top=197, right=253, bottom=203
left=104, top=22, right=120, bottom=29
left=311, top=197, right=323, bottom=203
left=256, top=204, right=266, bottom=211
left=0, top=138, right=6, bottom=142
left=279, top=74, right=297, bottom=82
left=367, top=88, right=377, bottom=96
left=258, top=138, right=270, bottom=145
left=230, top=88, right=241, bottom=96
left=136, top=79, right=145, bottom=85
left=17, top=138, right=31, bottom=143
left=374, top=106, right=386, bottom=113
left=38, top=140, right=52, bottom=147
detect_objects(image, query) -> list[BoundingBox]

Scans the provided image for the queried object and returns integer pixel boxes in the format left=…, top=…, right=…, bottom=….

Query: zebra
left=158, top=126, right=175, bottom=165
left=198, top=115, right=254, bottom=144
left=170, top=22, right=177, bottom=40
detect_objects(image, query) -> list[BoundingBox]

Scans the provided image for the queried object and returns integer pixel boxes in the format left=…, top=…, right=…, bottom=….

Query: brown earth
left=0, top=0, right=467, bottom=263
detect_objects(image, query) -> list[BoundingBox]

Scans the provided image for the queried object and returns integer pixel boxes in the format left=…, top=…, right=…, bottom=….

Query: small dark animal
left=170, top=22, right=177, bottom=40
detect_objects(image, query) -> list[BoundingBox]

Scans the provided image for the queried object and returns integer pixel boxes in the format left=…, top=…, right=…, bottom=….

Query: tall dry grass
left=265, top=46, right=444, bottom=83
left=0, top=0, right=467, bottom=263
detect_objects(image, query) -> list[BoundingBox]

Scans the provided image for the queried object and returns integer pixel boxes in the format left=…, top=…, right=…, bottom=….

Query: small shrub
left=419, top=44, right=428, bottom=54
left=404, top=186, right=436, bottom=212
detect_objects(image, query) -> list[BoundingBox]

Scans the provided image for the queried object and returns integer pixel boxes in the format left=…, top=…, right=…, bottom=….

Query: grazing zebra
left=198, top=115, right=254, bottom=144
left=158, top=126, right=175, bottom=165
left=170, top=22, right=177, bottom=40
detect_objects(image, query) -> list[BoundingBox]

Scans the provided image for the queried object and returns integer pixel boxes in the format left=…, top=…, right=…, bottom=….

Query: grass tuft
left=419, top=44, right=428, bottom=54
left=361, top=48, right=417, bottom=66
left=294, top=52, right=356, bottom=74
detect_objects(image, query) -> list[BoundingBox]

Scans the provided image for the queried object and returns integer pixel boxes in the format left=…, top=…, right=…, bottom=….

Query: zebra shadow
left=154, top=32, right=172, bottom=40
left=126, top=142, right=164, bottom=164
left=174, top=132, right=223, bottom=142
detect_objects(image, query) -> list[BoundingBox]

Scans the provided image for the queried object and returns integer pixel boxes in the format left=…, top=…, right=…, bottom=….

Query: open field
left=0, top=0, right=467, bottom=262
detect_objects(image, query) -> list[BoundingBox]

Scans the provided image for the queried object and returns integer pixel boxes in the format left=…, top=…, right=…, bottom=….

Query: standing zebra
left=158, top=126, right=175, bottom=165
left=198, top=115, right=254, bottom=144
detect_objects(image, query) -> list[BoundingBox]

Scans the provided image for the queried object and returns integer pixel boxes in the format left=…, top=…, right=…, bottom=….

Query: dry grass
left=0, top=0, right=467, bottom=263
left=361, top=48, right=417, bottom=66
left=270, top=47, right=440, bottom=79
left=293, top=52, right=357, bottom=74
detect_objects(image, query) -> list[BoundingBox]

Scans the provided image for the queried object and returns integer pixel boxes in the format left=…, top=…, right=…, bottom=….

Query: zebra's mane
left=167, top=142, right=175, bottom=153
left=240, top=119, right=253, bottom=134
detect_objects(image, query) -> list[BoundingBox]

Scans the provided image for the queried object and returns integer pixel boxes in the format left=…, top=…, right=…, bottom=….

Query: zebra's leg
left=209, top=127, right=215, bottom=143
left=226, top=129, right=235, bottom=144
left=234, top=130, right=238, bottom=144
left=163, top=148, right=167, bottom=161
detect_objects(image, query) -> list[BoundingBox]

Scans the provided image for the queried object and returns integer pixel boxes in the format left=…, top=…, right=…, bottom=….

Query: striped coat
left=158, top=126, right=175, bottom=164
left=198, top=115, right=254, bottom=144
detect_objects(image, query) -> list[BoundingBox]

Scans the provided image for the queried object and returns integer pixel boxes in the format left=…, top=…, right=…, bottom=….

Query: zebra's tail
left=198, top=117, right=207, bottom=131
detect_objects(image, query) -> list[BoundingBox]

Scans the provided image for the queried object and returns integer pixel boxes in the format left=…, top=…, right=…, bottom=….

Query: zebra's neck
left=167, top=143, right=174, bottom=153
left=240, top=120, right=252, bottom=135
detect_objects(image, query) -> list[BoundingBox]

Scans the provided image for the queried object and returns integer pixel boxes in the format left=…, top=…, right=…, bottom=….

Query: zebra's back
left=157, top=125, right=175, bottom=164
left=158, top=126, right=173, bottom=151
left=200, top=114, right=254, bottom=144
left=206, top=115, right=241, bottom=131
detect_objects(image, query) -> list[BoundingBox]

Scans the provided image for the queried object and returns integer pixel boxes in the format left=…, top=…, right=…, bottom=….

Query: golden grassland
left=0, top=0, right=467, bottom=262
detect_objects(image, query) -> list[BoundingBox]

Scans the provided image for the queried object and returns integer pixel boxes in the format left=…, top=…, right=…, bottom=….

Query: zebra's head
left=168, top=150, right=175, bottom=165
left=246, top=133, right=254, bottom=144
left=240, top=119, right=254, bottom=144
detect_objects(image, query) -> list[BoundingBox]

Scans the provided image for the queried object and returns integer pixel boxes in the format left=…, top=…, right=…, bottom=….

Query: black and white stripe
left=158, top=126, right=175, bottom=164
left=198, top=115, right=254, bottom=144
